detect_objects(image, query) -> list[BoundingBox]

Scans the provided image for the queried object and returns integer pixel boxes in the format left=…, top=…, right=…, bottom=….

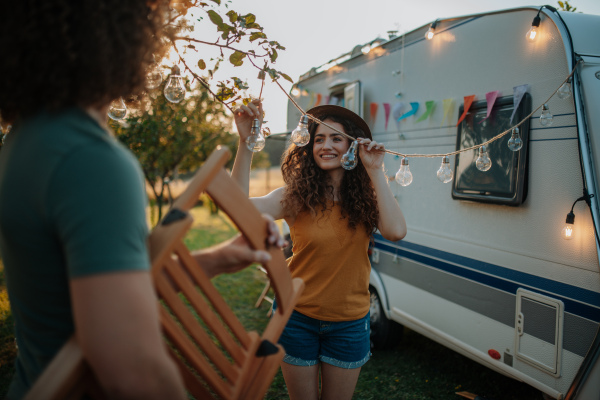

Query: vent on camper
left=514, top=288, right=564, bottom=377
left=452, top=94, right=531, bottom=206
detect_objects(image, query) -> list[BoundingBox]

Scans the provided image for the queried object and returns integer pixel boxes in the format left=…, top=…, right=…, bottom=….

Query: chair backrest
left=24, top=146, right=303, bottom=400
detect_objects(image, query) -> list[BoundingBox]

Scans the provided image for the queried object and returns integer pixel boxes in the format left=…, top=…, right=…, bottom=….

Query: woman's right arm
left=230, top=100, right=286, bottom=220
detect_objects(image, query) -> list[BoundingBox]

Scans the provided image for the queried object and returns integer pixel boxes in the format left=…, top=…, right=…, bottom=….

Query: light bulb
left=107, top=98, right=128, bottom=121
left=395, top=157, right=413, bottom=186
left=146, top=63, right=163, bottom=89
left=291, top=87, right=301, bottom=97
left=340, top=141, right=359, bottom=170
left=526, top=14, right=541, bottom=42
left=475, top=145, right=492, bottom=172
left=245, top=119, right=265, bottom=152
left=291, top=115, right=310, bottom=147
left=561, top=211, right=575, bottom=240
left=540, top=103, right=553, bottom=126
left=425, top=27, right=435, bottom=40
left=164, top=72, right=186, bottom=103
left=436, top=156, right=453, bottom=183
left=507, top=127, right=523, bottom=151
left=557, top=82, right=572, bottom=99
left=361, top=45, right=371, bottom=54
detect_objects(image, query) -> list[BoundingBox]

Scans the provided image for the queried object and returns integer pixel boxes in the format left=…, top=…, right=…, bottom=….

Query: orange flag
left=314, top=93, right=322, bottom=107
left=370, top=103, right=379, bottom=126
left=456, top=95, right=476, bottom=127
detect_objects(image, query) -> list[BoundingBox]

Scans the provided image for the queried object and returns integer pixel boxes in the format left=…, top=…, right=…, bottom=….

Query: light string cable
left=276, top=59, right=582, bottom=158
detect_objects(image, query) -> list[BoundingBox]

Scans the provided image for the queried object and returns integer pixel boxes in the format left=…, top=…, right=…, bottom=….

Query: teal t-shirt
left=0, top=108, right=150, bottom=399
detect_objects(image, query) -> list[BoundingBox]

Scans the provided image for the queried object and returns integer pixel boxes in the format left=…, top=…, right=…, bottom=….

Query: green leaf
left=558, top=1, right=565, bottom=7
left=198, top=59, right=206, bottom=70
left=269, top=48, right=278, bottom=63
left=210, top=0, right=221, bottom=5
left=279, top=72, right=293, bottom=83
left=229, top=51, right=246, bottom=67
left=244, top=13, right=256, bottom=25
left=267, top=69, right=279, bottom=80
left=249, top=32, right=267, bottom=42
left=207, top=10, right=223, bottom=27
left=226, top=10, right=238, bottom=23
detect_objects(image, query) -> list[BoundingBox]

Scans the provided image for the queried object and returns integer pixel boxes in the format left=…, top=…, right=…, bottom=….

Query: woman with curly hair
left=0, top=2, right=284, bottom=399
left=232, top=102, right=407, bottom=400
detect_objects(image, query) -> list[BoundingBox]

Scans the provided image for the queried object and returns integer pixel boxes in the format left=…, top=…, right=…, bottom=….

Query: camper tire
left=369, top=285, right=403, bottom=350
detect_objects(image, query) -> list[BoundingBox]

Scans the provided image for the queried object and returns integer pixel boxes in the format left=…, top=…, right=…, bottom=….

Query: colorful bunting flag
left=416, top=100, right=436, bottom=123
left=442, top=98, right=455, bottom=126
left=392, top=102, right=404, bottom=130
left=456, top=95, right=476, bottom=126
left=383, top=103, right=391, bottom=131
left=510, top=84, right=529, bottom=123
left=370, top=103, right=379, bottom=126
left=398, top=102, right=419, bottom=121
left=479, top=91, right=500, bottom=124
left=314, top=93, right=322, bottom=107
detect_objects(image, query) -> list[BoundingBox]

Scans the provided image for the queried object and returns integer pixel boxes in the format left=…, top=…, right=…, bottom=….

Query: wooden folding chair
left=24, top=146, right=304, bottom=400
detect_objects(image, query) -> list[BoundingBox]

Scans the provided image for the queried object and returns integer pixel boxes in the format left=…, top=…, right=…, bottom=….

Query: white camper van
left=286, top=6, right=600, bottom=399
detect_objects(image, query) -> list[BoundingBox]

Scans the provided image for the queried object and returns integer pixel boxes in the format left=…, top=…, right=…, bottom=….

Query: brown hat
left=306, top=105, right=372, bottom=140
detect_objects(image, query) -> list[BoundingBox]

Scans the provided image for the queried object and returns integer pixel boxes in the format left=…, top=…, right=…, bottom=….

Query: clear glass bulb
left=507, top=128, right=523, bottom=151
left=291, top=115, right=310, bottom=147
left=540, top=103, right=553, bottom=126
left=107, top=98, right=128, bottom=121
left=526, top=26, right=538, bottom=41
left=146, top=63, right=163, bottom=90
left=475, top=146, right=492, bottom=172
left=425, top=27, right=435, bottom=40
left=340, top=141, right=359, bottom=170
left=436, top=156, right=453, bottom=183
left=561, top=223, right=574, bottom=240
left=245, top=119, right=265, bottom=152
left=557, top=82, right=572, bottom=100
left=395, top=157, right=413, bottom=186
left=164, top=74, right=186, bottom=103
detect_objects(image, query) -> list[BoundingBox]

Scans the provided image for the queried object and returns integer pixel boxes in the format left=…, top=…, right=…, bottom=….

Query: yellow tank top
left=288, top=202, right=371, bottom=321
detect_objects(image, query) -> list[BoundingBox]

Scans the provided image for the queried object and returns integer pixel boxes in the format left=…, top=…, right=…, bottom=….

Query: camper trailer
left=286, top=6, right=600, bottom=399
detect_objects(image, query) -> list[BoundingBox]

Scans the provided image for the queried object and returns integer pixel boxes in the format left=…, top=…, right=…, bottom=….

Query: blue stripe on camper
left=372, top=234, right=600, bottom=322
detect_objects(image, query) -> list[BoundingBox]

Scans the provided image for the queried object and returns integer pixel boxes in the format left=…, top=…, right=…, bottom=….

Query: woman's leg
left=281, top=362, right=320, bottom=400
left=320, top=363, right=361, bottom=400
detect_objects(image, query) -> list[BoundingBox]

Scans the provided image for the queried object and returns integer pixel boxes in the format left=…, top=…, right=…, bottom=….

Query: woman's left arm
left=358, top=138, right=407, bottom=242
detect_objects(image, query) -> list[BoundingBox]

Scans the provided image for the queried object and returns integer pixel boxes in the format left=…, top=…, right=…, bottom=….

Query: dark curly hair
left=0, top=0, right=169, bottom=123
left=281, top=115, right=379, bottom=234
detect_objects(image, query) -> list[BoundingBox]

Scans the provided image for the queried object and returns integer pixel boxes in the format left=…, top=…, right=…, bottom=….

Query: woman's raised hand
left=357, top=138, right=386, bottom=171
left=233, top=99, right=263, bottom=142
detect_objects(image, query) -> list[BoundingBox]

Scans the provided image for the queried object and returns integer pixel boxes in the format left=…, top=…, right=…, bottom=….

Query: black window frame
left=451, top=93, right=531, bottom=206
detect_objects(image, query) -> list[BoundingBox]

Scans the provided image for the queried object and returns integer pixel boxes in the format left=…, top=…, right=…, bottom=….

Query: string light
left=436, top=156, right=453, bottom=183
left=425, top=20, right=438, bottom=40
left=340, top=141, right=359, bottom=170
left=395, top=157, right=413, bottom=186
left=146, top=60, right=163, bottom=90
left=291, top=115, right=310, bottom=147
left=561, top=193, right=594, bottom=240
left=164, top=66, right=186, bottom=103
left=526, top=9, right=542, bottom=41
left=108, top=98, right=128, bottom=121
left=540, top=103, right=554, bottom=126
left=246, top=118, right=266, bottom=152
left=475, top=145, right=492, bottom=172
left=291, top=86, right=301, bottom=97
left=507, top=127, right=523, bottom=151
left=557, top=82, right=572, bottom=99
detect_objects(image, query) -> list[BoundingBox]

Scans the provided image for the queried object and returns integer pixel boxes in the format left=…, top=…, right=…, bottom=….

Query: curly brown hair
left=281, top=115, right=379, bottom=234
left=0, top=0, right=169, bottom=123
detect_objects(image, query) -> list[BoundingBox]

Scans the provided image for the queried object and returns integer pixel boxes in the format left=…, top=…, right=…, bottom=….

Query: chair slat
left=162, top=255, right=245, bottom=363
left=174, top=242, right=251, bottom=348
left=156, top=264, right=239, bottom=383
left=166, top=346, right=215, bottom=399
left=160, top=307, right=232, bottom=399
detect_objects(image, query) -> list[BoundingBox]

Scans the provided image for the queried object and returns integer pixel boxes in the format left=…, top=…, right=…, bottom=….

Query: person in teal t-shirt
left=0, top=2, right=284, bottom=399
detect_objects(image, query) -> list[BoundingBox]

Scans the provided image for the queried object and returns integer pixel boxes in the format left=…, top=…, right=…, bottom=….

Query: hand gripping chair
left=24, top=146, right=304, bottom=400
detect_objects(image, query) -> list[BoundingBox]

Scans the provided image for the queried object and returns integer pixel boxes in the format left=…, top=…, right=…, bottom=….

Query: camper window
left=452, top=94, right=531, bottom=206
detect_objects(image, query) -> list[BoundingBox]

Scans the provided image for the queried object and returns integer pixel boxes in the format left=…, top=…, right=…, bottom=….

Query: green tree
left=110, top=74, right=236, bottom=225
left=557, top=1, right=577, bottom=12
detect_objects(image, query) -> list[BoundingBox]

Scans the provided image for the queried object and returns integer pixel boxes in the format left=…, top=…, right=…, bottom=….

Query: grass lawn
left=0, top=202, right=544, bottom=399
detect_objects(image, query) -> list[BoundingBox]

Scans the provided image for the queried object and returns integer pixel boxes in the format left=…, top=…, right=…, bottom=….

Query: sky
left=184, top=0, right=600, bottom=134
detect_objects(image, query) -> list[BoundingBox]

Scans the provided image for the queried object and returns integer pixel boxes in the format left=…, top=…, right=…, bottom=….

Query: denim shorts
left=275, top=308, right=371, bottom=369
